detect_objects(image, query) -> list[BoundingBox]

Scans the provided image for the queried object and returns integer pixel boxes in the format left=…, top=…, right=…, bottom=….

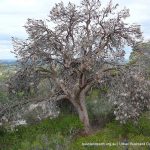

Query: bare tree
left=8, top=0, right=142, bottom=133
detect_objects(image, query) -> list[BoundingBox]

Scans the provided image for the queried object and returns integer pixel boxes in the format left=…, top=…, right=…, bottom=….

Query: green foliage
left=129, top=41, right=150, bottom=70
left=0, top=64, right=16, bottom=81
left=106, top=113, right=150, bottom=137
left=106, top=121, right=139, bottom=138
left=0, top=65, right=18, bottom=104
left=86, top=88, right=114, bottom=121
left=71, top=112, right=150, bottom=150
left=0, top=114, right=83, bottom=150
left=137, top=112, right=150, bottom=136
left=0, top=91, right=9, bottom=103
left=0, top=112, right=150, bottom=150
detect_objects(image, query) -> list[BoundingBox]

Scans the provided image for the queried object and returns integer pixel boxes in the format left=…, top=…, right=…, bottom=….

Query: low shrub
left=0, top=114, right=83, bottom=150
left=86, top=88, right=114, bottom=127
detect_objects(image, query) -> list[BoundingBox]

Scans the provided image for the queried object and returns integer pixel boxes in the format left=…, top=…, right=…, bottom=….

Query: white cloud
left=0, top=0, right=42, bottom=14
left=114, top=0, right=150, bottom=40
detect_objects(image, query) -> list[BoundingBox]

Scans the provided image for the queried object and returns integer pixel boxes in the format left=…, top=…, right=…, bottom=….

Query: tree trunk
left=71, top=93, right=91, bottom=134
left=77, top=100, right=91, bottom=134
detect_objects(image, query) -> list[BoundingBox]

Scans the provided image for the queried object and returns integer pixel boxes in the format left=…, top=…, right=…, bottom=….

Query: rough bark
left=70, top=91, right=91, bottom=134
left=76, top=99, right=91, bottom=134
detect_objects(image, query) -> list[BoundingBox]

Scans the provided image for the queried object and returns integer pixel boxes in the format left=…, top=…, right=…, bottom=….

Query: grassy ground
left=0, top=114, right=82, bottom=150
left=0, top=65, right=150, bottom=150
left=0, top=112, right=150, bottom=150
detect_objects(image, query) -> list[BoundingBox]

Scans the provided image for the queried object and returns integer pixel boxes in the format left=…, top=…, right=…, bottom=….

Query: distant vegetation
left=0, top=59, right=16, bottom=65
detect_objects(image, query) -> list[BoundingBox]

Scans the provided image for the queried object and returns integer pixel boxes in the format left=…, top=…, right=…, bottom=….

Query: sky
left=0, top=0, right=150, bottom=60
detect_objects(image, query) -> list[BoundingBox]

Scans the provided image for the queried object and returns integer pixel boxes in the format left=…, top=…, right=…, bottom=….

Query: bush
left=137, top=112, right=150, bottom=136
left=0, top=114, right=83, bottom=150
left=86, top=88, right=114, bottom=127
left=0, top=91, right=9, bottom=103
left=106, top=112, right=150, bottom=138
left=57, top=99, right=76, bottom=115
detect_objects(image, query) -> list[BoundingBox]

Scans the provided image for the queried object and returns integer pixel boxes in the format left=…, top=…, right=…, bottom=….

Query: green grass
left=71, top=130, right=150, bottom=150
left=70, top=113, right=150, bottom=150
left=0, top=112, right=150, bottom=150
left=0, top=114, right=83, bottom=150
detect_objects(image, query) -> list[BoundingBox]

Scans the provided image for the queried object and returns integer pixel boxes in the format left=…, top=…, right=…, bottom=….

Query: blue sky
left=0, top=0, right=150, bottom=59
